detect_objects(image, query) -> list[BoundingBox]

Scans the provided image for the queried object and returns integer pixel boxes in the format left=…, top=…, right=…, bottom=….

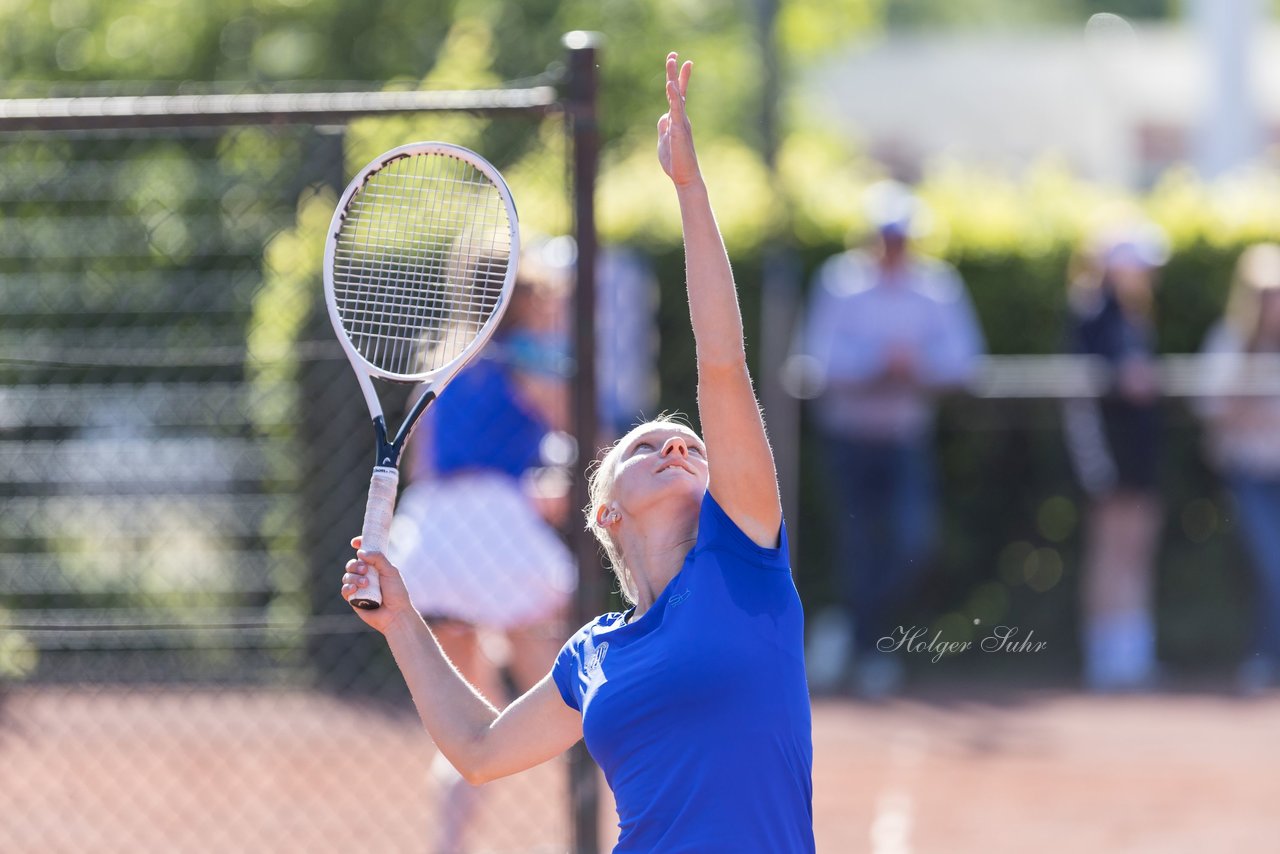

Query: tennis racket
left=324, top=141, right=520, bottom=610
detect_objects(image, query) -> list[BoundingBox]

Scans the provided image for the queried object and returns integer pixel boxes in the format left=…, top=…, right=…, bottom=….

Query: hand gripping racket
left=323, top=141, right=519, bottom=609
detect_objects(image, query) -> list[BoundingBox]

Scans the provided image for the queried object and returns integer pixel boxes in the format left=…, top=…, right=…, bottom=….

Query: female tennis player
left=342, top=52, right=815, bottom=852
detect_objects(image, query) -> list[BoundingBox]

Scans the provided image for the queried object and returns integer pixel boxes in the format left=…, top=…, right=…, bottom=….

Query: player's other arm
left=659, top=52, right=781, bottom=548
left=344, top=551, right=581, bottom=784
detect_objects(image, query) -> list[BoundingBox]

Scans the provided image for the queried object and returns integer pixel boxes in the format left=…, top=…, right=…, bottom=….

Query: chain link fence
left=0, top=67, right=613, bottom=852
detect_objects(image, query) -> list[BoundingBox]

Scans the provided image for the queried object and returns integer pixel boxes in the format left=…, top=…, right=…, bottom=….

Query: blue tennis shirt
left=552, top=490, right=815, bottom=853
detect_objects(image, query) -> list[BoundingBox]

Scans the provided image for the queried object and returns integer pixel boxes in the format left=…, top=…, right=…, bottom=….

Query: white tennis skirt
left=388, top=471, right=576, bottom=629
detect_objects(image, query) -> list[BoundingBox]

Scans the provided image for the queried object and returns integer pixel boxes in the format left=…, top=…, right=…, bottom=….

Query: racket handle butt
left=351, top=467, right=399, bottom=610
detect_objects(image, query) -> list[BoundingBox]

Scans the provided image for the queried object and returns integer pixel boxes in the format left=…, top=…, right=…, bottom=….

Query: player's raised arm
left=658, top=52, right=781, bottom=547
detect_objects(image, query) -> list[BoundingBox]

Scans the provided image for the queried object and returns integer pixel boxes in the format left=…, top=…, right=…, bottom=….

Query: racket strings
left=331, top=151, right=511, bottom=378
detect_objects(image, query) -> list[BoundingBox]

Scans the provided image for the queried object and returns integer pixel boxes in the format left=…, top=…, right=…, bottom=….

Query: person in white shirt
left=801, top=182, right=985, bottom=695
left=1197, top=242, right=1280, bottom=694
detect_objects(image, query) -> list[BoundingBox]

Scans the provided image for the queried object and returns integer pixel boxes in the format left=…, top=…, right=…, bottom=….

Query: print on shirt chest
left=580, top=589, right=764, bottom=722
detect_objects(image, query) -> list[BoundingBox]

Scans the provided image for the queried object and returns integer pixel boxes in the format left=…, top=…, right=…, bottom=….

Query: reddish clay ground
left=2, top=686, right=1277, bottom=852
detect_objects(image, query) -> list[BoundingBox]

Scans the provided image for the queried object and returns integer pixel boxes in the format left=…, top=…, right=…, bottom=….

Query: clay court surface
left=2, top=685, right=1277, bottom=852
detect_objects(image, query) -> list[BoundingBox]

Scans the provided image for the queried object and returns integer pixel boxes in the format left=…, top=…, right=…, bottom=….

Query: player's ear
left=596, top=503, right=620, bottom=529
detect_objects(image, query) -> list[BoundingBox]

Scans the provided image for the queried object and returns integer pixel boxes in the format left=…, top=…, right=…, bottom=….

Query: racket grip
left=352, top=466, right=399, bottom=610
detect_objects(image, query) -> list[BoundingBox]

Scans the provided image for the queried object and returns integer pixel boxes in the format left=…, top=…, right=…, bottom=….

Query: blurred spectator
left=1196, top=243, right=1280, bottom=695
left=1062, top=224, right=1168, bottom=692
left=389, top=251, right=575, bottom=854
left=800, top=181, right=985, bottom=697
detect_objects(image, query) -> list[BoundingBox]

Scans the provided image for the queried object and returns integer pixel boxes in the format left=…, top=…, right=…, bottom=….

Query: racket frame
left=322, top=141, right=521, bottom=609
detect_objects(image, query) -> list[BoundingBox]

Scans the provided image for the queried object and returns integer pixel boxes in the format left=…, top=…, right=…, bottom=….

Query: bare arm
left=660, top=53, right=781, bottom=548
left=344, top=546, right=582, bottom=785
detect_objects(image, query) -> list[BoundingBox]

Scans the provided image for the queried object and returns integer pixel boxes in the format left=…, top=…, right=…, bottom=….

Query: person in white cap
left=800, top=181, right=985, bottom=697
left=1062, top=224, right=1169, bottom=692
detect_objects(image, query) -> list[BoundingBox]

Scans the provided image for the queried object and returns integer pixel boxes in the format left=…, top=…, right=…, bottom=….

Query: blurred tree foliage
left=885, top=0, right=1177, bottom=29
left=0, top=0, right=884, bottom=240
left=0, top=0, right=458, bottom=84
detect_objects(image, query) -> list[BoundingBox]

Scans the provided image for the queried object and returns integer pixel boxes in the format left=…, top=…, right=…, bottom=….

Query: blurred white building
left=804, top=16, right=1280, bottom=187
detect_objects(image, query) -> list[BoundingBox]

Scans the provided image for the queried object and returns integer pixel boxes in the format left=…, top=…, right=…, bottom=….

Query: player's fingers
left=666, top=52, right=678, bottom=85
left=342, top=572, right=370, bottom=587
left=345, top=559, right=367, bottom=575
left=678, top=60, right=692, bottom=97
left=356, top=548, right=389, bottom=571
left=350, top=535, right=362, bottom=549
left=658, top=114, right=670, bottom=135
left=666, top=81, right=684, bottom=120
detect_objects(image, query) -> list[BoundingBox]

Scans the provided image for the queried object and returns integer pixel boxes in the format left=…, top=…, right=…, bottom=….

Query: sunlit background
left=3, top=1, right=1280, bottom=851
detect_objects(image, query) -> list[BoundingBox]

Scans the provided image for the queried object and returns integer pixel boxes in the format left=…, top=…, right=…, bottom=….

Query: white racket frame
left=322, top=141, right=520, bottom=609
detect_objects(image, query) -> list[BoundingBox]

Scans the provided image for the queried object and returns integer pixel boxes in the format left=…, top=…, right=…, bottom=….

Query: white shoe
left=1084, top=611, right=1158, bottom=693
left=805, top=608, right=853, bottom=694
left=1237, top=657, right=1276, bottom=697
left=853, top=653, right=904, bottom=700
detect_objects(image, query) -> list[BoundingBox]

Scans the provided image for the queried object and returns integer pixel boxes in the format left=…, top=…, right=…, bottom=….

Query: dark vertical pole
left=753, top=0, right=801, bottom=564
left=563, top=30, right=603, bottom=854
left=756, top=0, right=780, bottom=170
left=303, top=128, right=383, bottom=693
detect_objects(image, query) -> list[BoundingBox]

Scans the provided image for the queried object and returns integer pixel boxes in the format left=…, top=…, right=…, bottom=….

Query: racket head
left=323, top=141, right=520, bottom=386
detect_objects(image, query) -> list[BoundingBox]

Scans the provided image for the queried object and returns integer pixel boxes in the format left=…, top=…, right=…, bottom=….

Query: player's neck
left=618, top=515, right=698, bottom=620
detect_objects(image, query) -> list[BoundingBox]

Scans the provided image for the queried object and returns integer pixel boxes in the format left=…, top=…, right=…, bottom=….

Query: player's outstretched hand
left=341, top=536, right=416, bottom=634
left=657, top=52, right=700, bottom=189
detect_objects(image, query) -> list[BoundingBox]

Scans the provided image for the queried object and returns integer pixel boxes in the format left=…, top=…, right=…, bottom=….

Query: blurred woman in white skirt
left=390, top=252, right=575, bottom=853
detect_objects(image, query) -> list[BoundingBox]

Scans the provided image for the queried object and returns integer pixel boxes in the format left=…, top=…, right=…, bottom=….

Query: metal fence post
left=562, top=29, right=604, bottom=854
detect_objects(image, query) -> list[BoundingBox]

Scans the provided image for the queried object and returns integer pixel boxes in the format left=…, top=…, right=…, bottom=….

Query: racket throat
left=370, top=387, right=436, bottom=468
left=371, top=415, right=402, bottom=469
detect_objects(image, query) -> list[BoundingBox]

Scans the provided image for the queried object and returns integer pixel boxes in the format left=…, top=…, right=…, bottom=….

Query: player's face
left=609, top=424, right=709, bottom=519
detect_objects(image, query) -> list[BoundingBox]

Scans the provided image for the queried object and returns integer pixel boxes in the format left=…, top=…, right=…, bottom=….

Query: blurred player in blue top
left=341, top=52, right=815, bottom=853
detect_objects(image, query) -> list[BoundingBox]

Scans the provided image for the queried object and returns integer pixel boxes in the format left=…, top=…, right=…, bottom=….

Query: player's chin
left=623, top=470, right=704, bottom=512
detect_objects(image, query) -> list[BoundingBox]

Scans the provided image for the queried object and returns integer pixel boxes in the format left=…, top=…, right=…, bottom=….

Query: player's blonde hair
left=585, top=413, right=694, bottom=606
